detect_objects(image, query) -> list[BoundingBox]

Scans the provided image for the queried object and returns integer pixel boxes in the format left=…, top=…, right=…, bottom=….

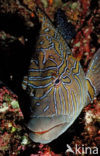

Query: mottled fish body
left=22, top=7, right=100, bottom=144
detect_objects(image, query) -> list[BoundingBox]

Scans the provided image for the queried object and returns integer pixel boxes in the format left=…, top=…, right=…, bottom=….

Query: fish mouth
left=26, top=115, right=72, bottom=144
left=32, top=122, right=66, bottom=135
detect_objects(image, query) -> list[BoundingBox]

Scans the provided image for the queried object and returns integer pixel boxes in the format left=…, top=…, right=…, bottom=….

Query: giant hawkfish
left=22, top=7, right=100, bottom=144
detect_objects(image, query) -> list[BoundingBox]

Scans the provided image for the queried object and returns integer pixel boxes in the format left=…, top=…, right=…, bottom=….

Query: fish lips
left=25, top=115, right=73, bottom=144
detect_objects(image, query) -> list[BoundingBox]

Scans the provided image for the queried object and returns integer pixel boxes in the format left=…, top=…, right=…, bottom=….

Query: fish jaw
left=25, top=115, right=74, bottom=144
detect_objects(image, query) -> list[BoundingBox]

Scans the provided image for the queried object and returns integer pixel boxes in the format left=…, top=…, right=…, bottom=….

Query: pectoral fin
left=86, top=48, right=100, bottom=103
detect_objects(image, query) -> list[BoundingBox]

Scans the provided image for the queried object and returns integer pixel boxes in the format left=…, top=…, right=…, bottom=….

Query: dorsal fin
left=54, top=8, right=76, bottom=43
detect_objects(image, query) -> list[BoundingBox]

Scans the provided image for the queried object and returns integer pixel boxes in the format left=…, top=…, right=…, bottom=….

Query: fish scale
left=22, top=7, right=100, bottom=144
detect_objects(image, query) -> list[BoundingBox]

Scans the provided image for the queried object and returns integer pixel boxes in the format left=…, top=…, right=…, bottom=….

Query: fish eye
left=54, top=78, right=60, bottom=85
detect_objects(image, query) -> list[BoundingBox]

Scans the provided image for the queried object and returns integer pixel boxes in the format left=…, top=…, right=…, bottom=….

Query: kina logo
left=65, top=144, right=98, bottom=155
left=66, top=144, right=74, bottom=154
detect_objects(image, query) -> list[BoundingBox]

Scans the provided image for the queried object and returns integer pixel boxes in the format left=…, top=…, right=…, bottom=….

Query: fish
left=22, top=7, right=100, bottom=144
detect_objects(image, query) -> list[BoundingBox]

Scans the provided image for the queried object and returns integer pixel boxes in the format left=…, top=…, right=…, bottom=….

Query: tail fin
left=86, top=48, right=100, bottom=103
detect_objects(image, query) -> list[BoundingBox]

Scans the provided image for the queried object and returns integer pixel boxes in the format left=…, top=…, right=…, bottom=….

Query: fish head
left=23, top=53, right=82, bottom=144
